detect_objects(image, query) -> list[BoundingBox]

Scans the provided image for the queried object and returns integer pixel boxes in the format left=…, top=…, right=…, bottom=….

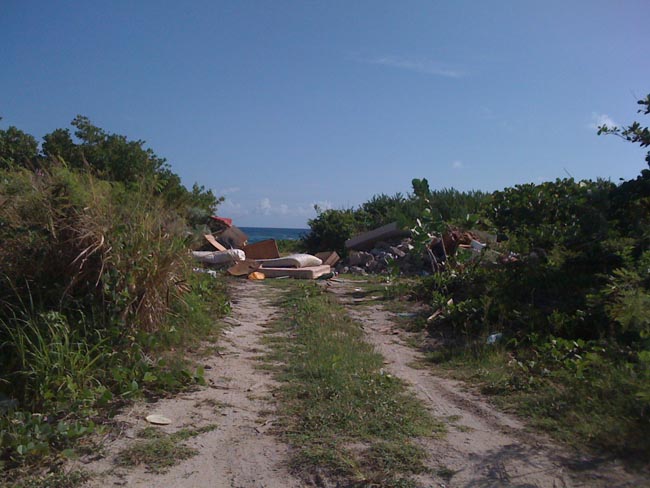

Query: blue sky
left=2, top=1, right=648, bottom=227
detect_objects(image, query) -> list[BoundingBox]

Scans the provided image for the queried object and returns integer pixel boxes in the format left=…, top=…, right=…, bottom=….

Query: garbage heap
left=337, top=222, right=495, bottom=276
left=191, top=217, right=494, bottom=279
left=190, top=216, right=337, bottom=280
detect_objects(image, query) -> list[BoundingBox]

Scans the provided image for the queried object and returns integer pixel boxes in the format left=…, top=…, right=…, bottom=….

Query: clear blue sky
left=2, top=1, right=648, bottom=227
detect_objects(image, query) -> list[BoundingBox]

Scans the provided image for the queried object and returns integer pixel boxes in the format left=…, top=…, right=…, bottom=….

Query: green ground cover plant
left=263, top=281, right=443, bottom=486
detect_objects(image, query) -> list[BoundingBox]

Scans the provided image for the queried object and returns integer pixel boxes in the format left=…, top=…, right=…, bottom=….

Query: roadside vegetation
left=302, top=94, right=650, bottom=463
left=0, top=117, right=230, bottom=485
left=2, top=92, right=649, bottom=483
left=302, top=188, right=488, bottom=257
left=264, top=282, right=443, bottom=487
left=114, top=424, right=219, bottom=474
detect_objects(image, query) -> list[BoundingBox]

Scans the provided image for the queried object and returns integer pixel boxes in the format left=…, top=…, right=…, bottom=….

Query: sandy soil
left=81, top=280, right=302, bottom=488
left=324, top=279, right=647, bottom=488
left=79, top=278, right=648, bottom=488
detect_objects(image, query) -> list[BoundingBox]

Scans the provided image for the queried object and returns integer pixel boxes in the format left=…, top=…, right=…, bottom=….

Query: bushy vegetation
left=413, top=95, right=650, bottom=458
left=0, top=118, right=229, bottom=481
left=0, top=116, right=221, bottom=224
left=301, top=94, right=650, bottom=459
left=302, top=185, right=488, bottom=256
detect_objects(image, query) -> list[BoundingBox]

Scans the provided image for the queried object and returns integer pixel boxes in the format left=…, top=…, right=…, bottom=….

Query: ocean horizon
left=239, top=227, right=309, bottom=244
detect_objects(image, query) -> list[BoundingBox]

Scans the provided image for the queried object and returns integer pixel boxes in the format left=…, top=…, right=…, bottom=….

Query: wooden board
left=315, top=251, right=340, bottom=267
left=258, top=265, right=331, bottom=280
left=344, top=222, right=410, bottom=251
left=204, top=234, right=227, bottom=252
left=242, top=239, right=280, bottom=260
left=227, top=260, right=261, bottom=276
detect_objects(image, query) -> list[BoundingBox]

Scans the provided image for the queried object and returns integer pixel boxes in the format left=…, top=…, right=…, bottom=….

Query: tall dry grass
left=0, top=164, right=190, bottom=332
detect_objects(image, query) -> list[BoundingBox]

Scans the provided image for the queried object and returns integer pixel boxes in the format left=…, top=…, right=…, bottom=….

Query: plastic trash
left=486, top=333, right=503, bottom=345
left=193, top=268, right=217, bottom=278
left=146, top=414, right=172, bottom=425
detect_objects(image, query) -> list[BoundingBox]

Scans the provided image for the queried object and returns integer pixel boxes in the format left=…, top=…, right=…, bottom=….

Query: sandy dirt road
left=83, top=280, right=301, bottom=488
left=81, top=278, right=647, bottom=487
left=325, top=279, right=646, bottom=488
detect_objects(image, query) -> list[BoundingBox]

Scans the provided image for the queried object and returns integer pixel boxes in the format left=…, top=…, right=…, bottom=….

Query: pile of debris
left=336, top=222, right=495, bottom=276
left=191, top=217, right=339, bottom=280
left=191, top=217, right=495, bottom=280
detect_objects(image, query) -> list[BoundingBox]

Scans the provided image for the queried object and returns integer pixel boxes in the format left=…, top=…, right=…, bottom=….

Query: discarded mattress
left=258, top=254, right=322, bottom=269
left=192, top=249, right=245, bottom=265
left=259, top=265, right=331, bottom=280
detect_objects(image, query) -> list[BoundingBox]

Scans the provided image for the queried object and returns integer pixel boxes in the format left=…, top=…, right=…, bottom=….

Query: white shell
left=145, top=414, right=172, bottom=425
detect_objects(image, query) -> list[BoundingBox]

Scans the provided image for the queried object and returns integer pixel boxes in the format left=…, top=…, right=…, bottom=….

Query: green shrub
left=302, top=208, right=358, bottom=255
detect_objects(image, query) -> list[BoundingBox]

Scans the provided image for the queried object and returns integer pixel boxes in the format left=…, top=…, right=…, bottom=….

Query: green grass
left=0, top=272, right=230, bottom=482
left=424, top=343, right=650, bottom=464
left=436, top=466, right=456, bottom=482
left=115, top=424, right=218, bottom=473
left=263, top=282, right=444, bottom=486
left=276, top=239, right=306, bottom=255
left=5, top=469, right=90, bottom=488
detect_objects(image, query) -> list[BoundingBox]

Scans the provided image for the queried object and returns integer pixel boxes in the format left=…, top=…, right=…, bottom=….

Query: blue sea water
left=239, top=227, right=309, bottom=244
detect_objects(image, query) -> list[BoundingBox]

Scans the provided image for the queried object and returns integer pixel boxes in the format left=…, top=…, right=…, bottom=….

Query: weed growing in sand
left=115, top=424, right=218, bottom=473
left=263, top=282, right=444, bottom=486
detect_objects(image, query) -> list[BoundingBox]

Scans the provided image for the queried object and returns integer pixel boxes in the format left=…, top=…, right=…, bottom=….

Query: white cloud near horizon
left=364, top=55, right=463, bottom=78
left=219, top=186, right=241, bottom=195
left=590, top=112, right=618, bottom=130
left=258, top=197, right=272, bottom=215
left=256, top=198, right=315, bottom=218
left=221, top=198, right=249, bottom=216
left=223, top=198, right=338, bottom=225
left=451, top=160, right=463, bottom=169
left=312, top=200, right=333, bottom=212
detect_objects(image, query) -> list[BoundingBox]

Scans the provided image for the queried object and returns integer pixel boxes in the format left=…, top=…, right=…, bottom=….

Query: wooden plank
left=242, top=239, right=280, bottom=260
left=204, top=234, right=228, bottom=252
left=227, top=260, right=261, bottom=276
left=315, top=251, right=340, bottom=267
left=344, top=222, right=410, bottom=251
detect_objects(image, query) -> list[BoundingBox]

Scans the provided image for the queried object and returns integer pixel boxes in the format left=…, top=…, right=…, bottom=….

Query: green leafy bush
left=0, top=122, right=231, bottom=478
left=416, top=94, right=650, bottom=457
left=302, top=207, right=358, bottom=255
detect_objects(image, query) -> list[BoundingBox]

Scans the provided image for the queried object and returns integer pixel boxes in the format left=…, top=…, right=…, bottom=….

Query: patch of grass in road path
left=6, top=470, right=89, bottom=488
left=264, top=281, right=444, bottom=487
left=115, top=424, right=218, bottom=474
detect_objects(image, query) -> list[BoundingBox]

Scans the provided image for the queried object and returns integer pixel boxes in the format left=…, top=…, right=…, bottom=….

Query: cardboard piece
left=345, top=222, right=410, bottom=251
left=315, top=251, right=340, bottom=267
left=217, top=225, right=248, bottom=249
left=227, top=260, right=261, bottom=276
left=204, top=234, right=227, bottom=252
left=259, top=265, right=331, bottom=280
left=242, top=239, right=280, bottom=260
